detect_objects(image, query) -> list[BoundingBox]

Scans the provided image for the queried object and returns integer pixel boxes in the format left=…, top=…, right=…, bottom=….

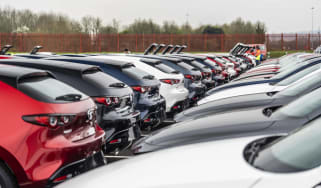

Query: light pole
left=312, top=7, right=315, bottom=49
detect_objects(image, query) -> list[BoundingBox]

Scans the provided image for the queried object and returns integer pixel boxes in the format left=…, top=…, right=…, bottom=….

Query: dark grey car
left=132, top=86, right=321, bottom=154
left=175, top=67, right=321, bottom=122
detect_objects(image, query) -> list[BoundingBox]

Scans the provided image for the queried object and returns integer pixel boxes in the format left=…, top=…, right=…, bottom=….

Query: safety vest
left=256, top=55, right=261, bottom=61
left=255, top=49, right=261, bottom=57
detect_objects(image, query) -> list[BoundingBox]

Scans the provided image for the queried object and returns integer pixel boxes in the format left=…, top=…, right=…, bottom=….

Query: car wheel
left=0, top=162, right=17, bottom=188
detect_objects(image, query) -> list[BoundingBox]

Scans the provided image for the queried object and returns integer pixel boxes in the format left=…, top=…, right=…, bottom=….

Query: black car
left=175, top=67, right=321, bottom=122
left=0, top=58, right=140, bottom=154
left=132, top=86, right=321, bottom=154
left=45, top=56, right=166, bottom=131
left=167, top=55, right=216, bottom=90
left=174, top=54, right=225, bottom=85
left=129, top=54, right=206, bottom=105
left=206, top=56, right=321, bottom=96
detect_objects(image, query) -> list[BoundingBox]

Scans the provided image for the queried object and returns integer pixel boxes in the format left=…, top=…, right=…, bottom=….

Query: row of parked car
left=0, top=43, right=257, bottom=188
left=55, top=51, right=321, bottom=188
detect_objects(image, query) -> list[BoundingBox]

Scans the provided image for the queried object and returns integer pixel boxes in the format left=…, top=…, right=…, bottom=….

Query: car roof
left=139, top=58, right=162, bottom=64
left=46, top=56, right=134, bottom=68
left=0, top=58, right=102, bottom=74
left=0, top=64, right=53, bottom=88
left=174, top=54, right=207, bottom=60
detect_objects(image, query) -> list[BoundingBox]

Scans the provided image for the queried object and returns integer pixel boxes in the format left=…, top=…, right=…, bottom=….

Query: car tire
left=0, top=162, right=17, bottom=188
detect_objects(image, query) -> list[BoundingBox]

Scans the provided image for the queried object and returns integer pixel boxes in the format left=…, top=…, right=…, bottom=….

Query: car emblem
left=87, top=109, right=95, bottom=121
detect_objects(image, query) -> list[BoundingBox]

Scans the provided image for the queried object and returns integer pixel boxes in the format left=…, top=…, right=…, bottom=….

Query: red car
left=0, top=65, right=105, bottom=188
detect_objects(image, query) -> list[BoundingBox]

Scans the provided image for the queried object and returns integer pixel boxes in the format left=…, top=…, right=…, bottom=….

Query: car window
left=83, top=70, right=125, bottom=88
left=18, top=76, right=88, bottom=103
left=192, top=60, right=207, bottom=68
left=153, top=62, right=178, bottom=74
left=177, top=61, right=197, bottom=70
left=274, top=87, right=321, bottom=118
left=274, top=64, right=320, bottom=85
left=278, top=71, right=321, bottom=97
left=256, top=116, right=321, bottom=172
left=122, top=66, right=153, bottom=80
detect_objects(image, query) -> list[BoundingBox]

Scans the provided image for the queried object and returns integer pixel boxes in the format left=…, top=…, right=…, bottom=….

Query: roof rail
left=169, top=45, right=181, bottom=54
left=153, top=44, right=166, bottom=55
left=30, top=45, right=43, bottom=55
left=176, top=45, right=187, bottom=54
left=162, top=45, right=174, bottom=55
left=144, top=43, right=158, bottom=55
left=0, top=45, right=13, bottom=55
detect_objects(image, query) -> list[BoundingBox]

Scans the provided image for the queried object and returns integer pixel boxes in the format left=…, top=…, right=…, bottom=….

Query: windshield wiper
left=245, top=139, right=268, bottom=164
left=55, top=94, right=82, bottom=101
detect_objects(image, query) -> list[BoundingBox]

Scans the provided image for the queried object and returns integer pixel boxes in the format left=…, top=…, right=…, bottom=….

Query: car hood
left=199, top=83, right=286, bottom=105
left=175, top=93, right=274, bottom=122
left=58, top=136, right=272, bottom=188
left=134, top=107, right=275, bottom=153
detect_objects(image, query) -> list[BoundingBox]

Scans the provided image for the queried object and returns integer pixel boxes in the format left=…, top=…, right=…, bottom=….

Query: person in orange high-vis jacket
left=255, top=46, right=262, bottom=65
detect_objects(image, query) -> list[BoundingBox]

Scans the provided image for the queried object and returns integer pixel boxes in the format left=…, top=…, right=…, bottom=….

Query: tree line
left=0, top=6, right=266, bottom=35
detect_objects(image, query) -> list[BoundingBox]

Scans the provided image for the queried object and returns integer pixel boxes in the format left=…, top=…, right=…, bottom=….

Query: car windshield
left=274, top=87, right=321, bottom=118
left=254, top=116, right=321, bottom=172
left=274, top=64, right=321, bottom=86
left=277, top=70, right=321, bottom=97
left=18, top=76, right=88, bottom=103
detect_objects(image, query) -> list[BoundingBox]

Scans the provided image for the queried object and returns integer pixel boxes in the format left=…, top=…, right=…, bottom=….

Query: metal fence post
left=266, top=34, right=269, bottom=51
left=307, top=33, right=311, bottom=50
left=296, top=33, right=298, bottom=50
left=79, top=34, right=82, bottom=53
left=220, top=34, right=224, bottom=52
left=117, top=33, right=120, bottom=52
left=204, top=34, right=207, bottom=52
left=135, top=34, right=138, bottom=52
left=281, top=33, right=284, bottom=50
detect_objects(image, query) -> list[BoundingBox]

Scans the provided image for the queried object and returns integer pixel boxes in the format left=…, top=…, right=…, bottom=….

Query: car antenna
left=162, top=45, right=174, bottom=55
left=0, top=45, right=13, bottom=55
left=153, top=44, right=166, bottom=55
left=144, top=43, right=158, bottom=55
left=169, top=45, right=181, bottom=54
left=30, top=45, right=43, bottom=55
left=176, top=45, right=187, bottom=54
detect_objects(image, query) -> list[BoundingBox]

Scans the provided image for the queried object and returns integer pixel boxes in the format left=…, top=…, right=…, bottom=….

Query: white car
left=57, top=115, right=321, bottom=188
left=198, top=65, right=321, bottom=105
left=91, top=55, right=189, bottom=115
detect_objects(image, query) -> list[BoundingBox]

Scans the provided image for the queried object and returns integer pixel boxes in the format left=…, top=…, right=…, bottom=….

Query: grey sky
left=1, top=0, right=320, bottom=33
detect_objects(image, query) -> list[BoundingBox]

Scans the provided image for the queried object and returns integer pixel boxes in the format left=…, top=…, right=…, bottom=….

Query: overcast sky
left=1, top=0, right=320, bottom=33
